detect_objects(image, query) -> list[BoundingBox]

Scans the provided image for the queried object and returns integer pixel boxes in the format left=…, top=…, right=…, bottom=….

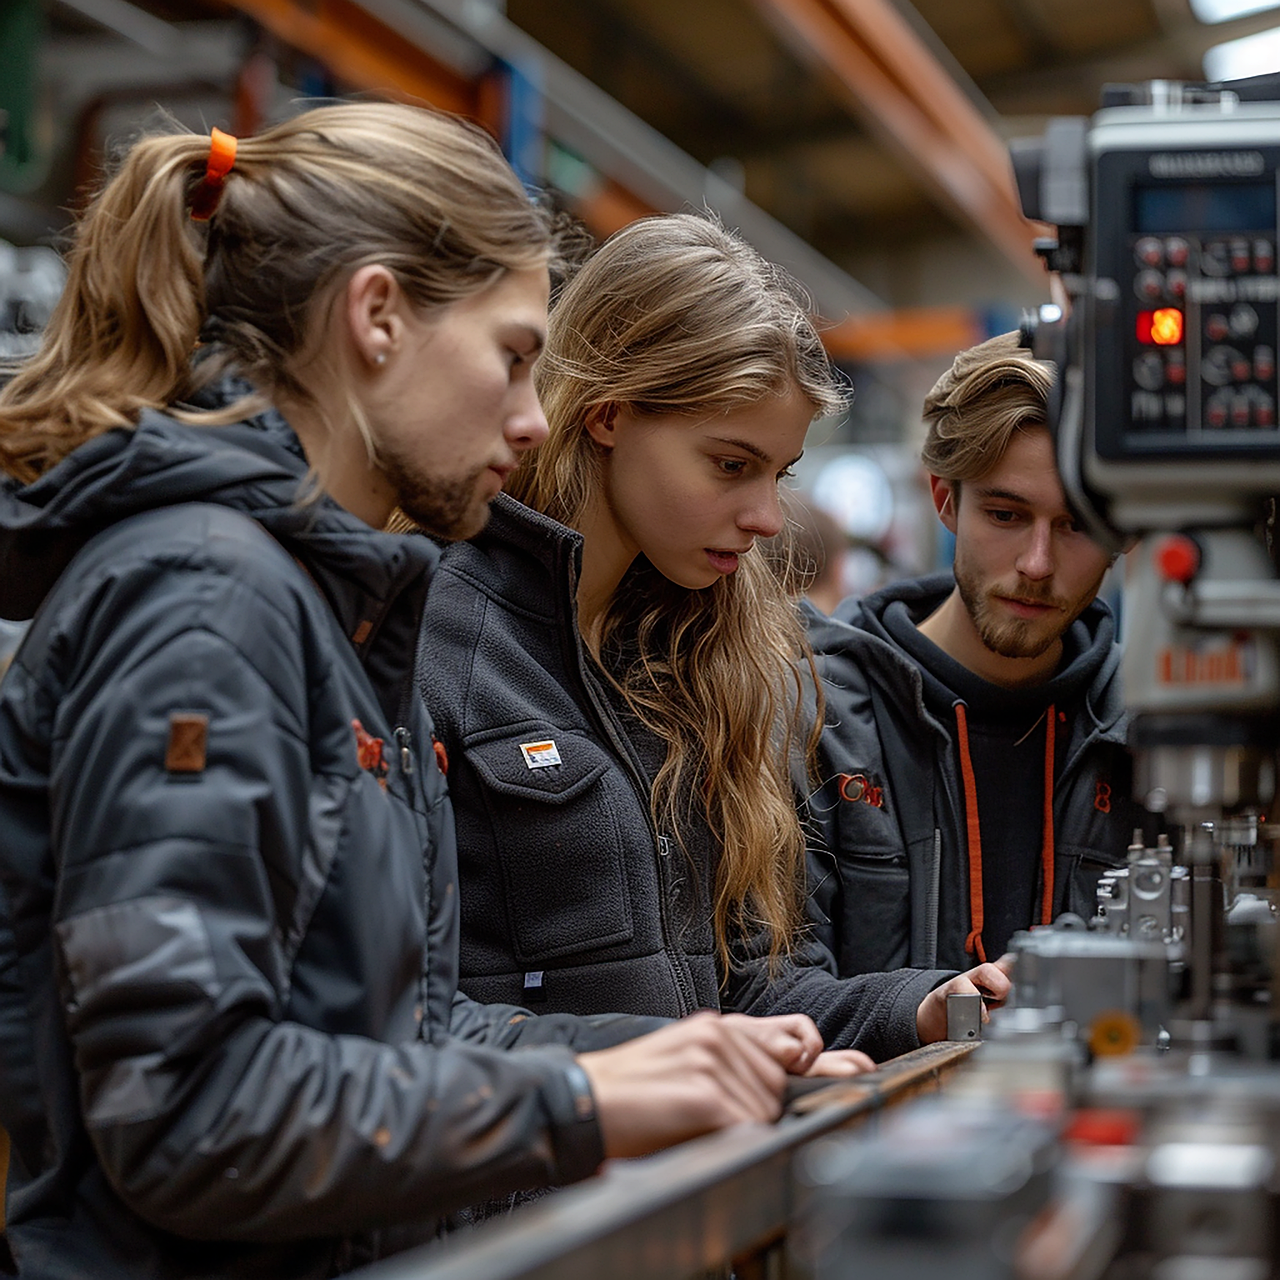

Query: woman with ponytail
left=420, top=213, right=1012, bottom=1060
left=0, top=108, right=844, bottom=1280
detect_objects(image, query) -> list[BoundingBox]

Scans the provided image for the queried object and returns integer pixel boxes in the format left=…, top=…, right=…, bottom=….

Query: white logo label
left=520, top=739, right=562, bottom=769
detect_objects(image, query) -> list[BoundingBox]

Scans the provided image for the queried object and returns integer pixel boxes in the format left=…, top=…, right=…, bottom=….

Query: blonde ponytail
left=0, top=103, right=554, bottom=484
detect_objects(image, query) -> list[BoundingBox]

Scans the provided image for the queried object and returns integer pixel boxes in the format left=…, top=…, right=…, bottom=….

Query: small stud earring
left=374, top=352, right=387, bottom=366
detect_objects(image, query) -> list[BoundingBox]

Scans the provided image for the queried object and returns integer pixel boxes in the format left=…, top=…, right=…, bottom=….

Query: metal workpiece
left=945, top=991, right=983, bottom=1042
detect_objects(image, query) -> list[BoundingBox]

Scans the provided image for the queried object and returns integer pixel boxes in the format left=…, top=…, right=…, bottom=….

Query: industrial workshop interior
left=9, top=0, right=1280, bottom=1275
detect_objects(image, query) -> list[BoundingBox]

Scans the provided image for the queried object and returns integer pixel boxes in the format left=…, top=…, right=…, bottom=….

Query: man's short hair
left=920, top=331, right=1053, bottom=483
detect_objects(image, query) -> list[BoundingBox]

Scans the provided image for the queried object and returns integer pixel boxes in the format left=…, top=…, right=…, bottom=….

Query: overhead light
left=1204, top=26, right=1280, bottom=81
left=1191, top=0, right=1280, bottom=22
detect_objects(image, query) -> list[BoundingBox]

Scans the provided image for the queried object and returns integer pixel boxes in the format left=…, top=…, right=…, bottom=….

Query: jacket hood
left=811, top=570, right=1124, bottom=734
left=0, top=403, right=438, bottom=623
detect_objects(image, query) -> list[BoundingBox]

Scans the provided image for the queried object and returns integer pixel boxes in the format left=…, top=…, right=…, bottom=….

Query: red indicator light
left=1151, top=308, right=1183, bottom=345
left=1136, top=311, right=1154, bottom=343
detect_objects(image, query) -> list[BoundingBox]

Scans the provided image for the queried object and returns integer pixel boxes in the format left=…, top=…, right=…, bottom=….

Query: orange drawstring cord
left=954, top=703, right=986, bottom=964
left=1040, top=705, right=1057, bottom=925
left=955, top=701, right=1059, bottom=963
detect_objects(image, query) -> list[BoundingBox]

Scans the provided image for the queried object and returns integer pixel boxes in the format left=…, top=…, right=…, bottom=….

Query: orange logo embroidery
left=839, top=772, right=884, bottom=808
left=1095, top=780, right=1112, bottom=814
left=433, top=736, right=449, bottom=776
left=353, top=719, right=388, bottom=789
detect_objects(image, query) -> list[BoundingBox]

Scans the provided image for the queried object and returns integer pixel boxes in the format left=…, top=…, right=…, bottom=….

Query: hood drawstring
left=955, top=701, right=1057, bottom=964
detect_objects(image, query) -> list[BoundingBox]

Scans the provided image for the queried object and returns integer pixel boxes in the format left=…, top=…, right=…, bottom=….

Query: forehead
left=969, top=427, right=1067, bottom=509
left=694, top=388, right=813, bottom=457
left=454, top=264, right=550, bottom=328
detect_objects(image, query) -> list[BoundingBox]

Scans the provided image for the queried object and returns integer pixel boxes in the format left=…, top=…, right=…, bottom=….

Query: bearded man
left=807, top=331, right=1155, bottom=975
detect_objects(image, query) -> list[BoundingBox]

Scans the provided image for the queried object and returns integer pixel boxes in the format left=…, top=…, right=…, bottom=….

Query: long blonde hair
left=509, top=213, right=848, bottom=973
left=0, top=102, right=554, bottom=484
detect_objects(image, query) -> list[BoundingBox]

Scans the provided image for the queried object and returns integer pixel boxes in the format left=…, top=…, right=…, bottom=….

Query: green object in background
left=0, top=0, right=48, bottom=195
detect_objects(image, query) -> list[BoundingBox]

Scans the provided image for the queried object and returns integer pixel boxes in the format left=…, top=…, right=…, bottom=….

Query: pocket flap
left=464, top=730, right=608, bottom=804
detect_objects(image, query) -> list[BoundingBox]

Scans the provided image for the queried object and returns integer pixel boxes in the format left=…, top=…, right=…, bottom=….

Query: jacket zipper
left=564, top=553, right=699, bottom=1016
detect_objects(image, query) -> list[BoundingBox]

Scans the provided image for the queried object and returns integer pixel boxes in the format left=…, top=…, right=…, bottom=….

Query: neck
left=916, top=589, right=1062, bottom=689
left=574, top=496, right=638, bottom=657
left=276, top=394, right=393, bottom=529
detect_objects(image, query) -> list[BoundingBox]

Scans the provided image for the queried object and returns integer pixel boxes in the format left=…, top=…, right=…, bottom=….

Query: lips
left=706, top=547, right=749, bottom=574
left=998, top=595, right=1061, bottom=619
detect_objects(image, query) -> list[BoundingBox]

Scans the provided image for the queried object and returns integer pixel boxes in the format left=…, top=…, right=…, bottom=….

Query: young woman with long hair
left=0, top=107, right=842, bottom=1279
left=420, top=213, right=1010, bottom=1059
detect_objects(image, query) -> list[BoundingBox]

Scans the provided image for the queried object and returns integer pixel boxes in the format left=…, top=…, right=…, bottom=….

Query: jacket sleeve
left=40, top=525, right=605, bottom=1243
left=449, top=990, right=670, bottom=1051
left=721, top=926, right=955, bottom=1063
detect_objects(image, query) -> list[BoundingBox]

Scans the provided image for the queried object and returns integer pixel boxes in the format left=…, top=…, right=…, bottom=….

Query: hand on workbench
left=579, top=1010, right=816, bottom=1158
left=914, top=953, right=1015, bottom=1044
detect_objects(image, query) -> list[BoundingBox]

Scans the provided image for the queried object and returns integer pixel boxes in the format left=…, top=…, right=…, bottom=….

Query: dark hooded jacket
left=806, top=572, right=1149, bottom=975
left=0, top=406, right=661, bottom=1280
left=418, top=496, right=950, bottom=1063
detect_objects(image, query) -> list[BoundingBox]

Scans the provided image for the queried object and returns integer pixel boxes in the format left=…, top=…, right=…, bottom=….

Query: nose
left=1016, top=520, right=1055, bottom=580
left=738, top=482, right=785, bottom=541
left=506, top=383, right=549, bottom=453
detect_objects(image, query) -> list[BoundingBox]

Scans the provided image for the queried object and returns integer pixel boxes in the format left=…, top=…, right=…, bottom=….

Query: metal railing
left=359, top=1041, right=979, bottom=1280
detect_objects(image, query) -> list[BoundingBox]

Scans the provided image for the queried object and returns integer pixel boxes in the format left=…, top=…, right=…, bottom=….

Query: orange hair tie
left=190, top=127, right=238, bottom=222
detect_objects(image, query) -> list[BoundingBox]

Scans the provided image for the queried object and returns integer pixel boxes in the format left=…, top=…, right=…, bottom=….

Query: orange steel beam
left=222, top=0, right=477, bottom=114
left=753, top=0, right=1046, bottom=285
left=824, top=304, right=984, bottom=362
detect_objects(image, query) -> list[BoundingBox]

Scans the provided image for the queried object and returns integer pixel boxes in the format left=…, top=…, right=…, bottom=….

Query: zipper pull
left=658, top=835, right=672, bottom=858
left=394, top=727, right=413, bottom=774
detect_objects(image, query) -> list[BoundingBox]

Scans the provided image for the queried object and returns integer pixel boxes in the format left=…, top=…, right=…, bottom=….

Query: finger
left=715, top=1023, right=789, bottom=1120
left=971, top=962, right=1013, bottom=1001
left=724, top=1013, right=820, bottom=1072
left=805, top=1049, right=876, bottom=1077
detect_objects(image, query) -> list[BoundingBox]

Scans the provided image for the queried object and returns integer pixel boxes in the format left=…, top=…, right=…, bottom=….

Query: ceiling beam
left=221, top=0, right=477, bottom=115
left=750, top=0, right=1047, bottom=285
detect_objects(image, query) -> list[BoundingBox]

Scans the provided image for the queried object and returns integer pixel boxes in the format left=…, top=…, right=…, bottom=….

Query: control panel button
left=1133, top=351, right=1165, bottom=391
left=1202, top=346, right=1237, bottom=386
left=1155, top=534, right=1200, bottom=585
left=1231, top=393, right=1252, bottom=427
left=1165, top=237, right=1190, bottom=268
left=1134, top=269, right=1165, bottom=302
left=1255, top=239, right=1275, bottom=274
left=1255, top=392, right=1276, bottom=427
left=1230, top=303, right=1259, bottom=338
left=1205, top=391, right=1230, bottom=428
left=1231, top=238, right=1252, bottom=273
left=1134, top=237, right=1164, bottom=268
left=1205, top=312, right=1230, bottom=342
left=1165, top=353, right=1186, bottom=386
left=1255, top=346, right=1275, bottom=382
left=1165, top=269, right=1187, bottom=300
left=1201, top=241, right=1231, bottom=277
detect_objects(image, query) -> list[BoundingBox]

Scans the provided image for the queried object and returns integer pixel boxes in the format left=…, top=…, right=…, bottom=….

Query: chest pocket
left=464, top=730, right=635, bottom=963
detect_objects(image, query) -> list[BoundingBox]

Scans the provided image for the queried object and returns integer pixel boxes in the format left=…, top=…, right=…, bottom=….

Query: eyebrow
left=972, top=485, right=1030, bottom=505
left=708, top=436, right=804, bottom=469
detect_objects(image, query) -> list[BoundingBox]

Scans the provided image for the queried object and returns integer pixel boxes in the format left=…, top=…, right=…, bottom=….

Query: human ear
left=929, top=474, right=958, bottom=533
left=344, top=265, right=403, bottom=370
left=584, top=403, right=621, bottom=451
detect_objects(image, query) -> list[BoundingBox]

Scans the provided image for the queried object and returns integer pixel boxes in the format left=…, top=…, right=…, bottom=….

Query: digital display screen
left=1134, top=182, right=1275, bottom=233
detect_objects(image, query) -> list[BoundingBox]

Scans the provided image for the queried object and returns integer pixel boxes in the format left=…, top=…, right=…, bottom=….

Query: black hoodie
left=806, top=572, right=1151, bottom=974
left=0, top=407, right=652, bottom=1280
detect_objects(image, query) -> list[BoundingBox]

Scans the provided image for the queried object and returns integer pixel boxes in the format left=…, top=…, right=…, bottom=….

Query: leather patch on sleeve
left=165, top=713, right=209, bottom=774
